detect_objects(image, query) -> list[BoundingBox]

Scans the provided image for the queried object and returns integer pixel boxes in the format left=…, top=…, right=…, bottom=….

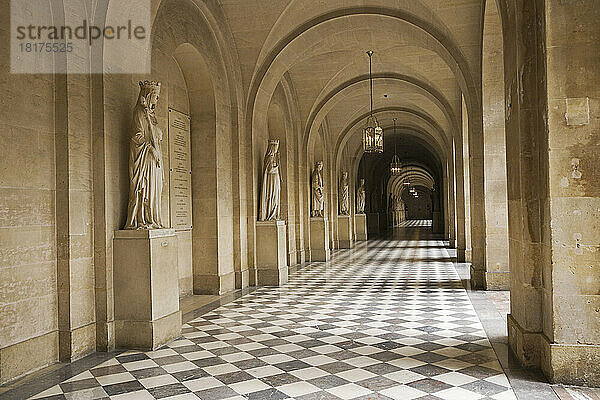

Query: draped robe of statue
left=340, top=172, right=350, bottom=215
left=356, top=180, right=366, bottom=214
left=125, top=81, right=165, bottom=229
left=311, top=162, right=325, bottom=217
left=259, top=141, right=281, bottom=221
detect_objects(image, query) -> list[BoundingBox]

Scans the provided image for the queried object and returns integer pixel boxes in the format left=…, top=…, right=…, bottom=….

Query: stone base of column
left=541, top=334, right=600, bottom=386
left=367, top=213, right=379, bottom=236
left=310, top=217, right=330, bottom=261
left=510, top=312, right=600, bottom=385
left=255, top=221, right=289, bottom=286
left=485, top=271, right=510, bottom=290
left=113, top=229, right=182, bottom=351
left=193, top=271, right=235, bottom=295
left=469, top=265, right=486, bottom=289
left=507, top=314, right=541, bottom=369
left=235, top=269, right=250, bottom=290
left=465, top=248, right=472, bottom=263
left=457, top=248, right=466, bottom=262
left=337, top=215, right=354, bottom=249
left=355, top=214, right=368, bottom=241
left=297, top=249, right=306, bottom=264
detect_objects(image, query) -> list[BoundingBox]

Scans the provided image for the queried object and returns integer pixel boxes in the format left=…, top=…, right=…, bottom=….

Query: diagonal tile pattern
left=27, top=222, right=516, bottom=400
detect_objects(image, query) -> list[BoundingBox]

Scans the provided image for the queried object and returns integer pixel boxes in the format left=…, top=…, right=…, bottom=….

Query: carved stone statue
left=125, top=80, right=165, bottom=230
left=356, top=179, right=366, bottom=214
left=311, top=161, right=325, bottom=217
left=339, top=172, right=350, bottom=215
left=259, top=140, right=281, bottom=221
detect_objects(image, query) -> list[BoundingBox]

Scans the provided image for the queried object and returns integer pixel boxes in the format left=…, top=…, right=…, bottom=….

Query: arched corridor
left=2, top=0, right=600, bottom=397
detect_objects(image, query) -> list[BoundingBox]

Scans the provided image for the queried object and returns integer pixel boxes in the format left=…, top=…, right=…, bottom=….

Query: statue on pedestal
left=311, top=161, right=325, bottom=217
left=356, top=179, right=366, bottom=214
left=259, top=140, right=281, bottom=221
left=339, top=172, right=350, bottom=215
left=125, top=80, right=165, bottom=230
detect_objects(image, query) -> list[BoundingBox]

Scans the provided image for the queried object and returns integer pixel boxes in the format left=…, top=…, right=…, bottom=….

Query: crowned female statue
left=339, top=172, right=350, bottom=215
left=259, top=140, right=282, bottom=221
left=356, top=179, right=366, bottom=214
left=311, top=161, right=325, bottom=217
left=124, top=80, right=165, bottom=229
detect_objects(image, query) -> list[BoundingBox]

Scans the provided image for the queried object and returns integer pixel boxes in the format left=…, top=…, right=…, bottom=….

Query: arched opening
left=356, top=130, right=444, bottom=237
left=388, top=165, right=436, bottom=227
left=482, top=0, right=509, bottom=290
left=171, top=44, right=219, bottom=295
left=147, top=0, right=239, bottom=296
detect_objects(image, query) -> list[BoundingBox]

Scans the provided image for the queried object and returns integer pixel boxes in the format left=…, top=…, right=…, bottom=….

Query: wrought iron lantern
left=363, top=51, right=383, bottom=153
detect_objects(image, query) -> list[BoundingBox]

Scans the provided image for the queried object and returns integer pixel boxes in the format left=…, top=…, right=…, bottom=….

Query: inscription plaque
left=168, top=109, right=192, bottom=230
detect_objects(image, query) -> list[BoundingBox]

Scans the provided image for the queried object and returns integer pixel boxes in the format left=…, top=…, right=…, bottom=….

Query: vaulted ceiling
left=218, top=0, right=485, bottom=174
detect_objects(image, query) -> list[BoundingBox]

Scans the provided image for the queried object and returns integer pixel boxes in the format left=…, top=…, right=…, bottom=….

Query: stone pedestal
left=310, top=217, right=330, bottom=261
left=256, top=220, right=288, bottom=286
left=355, top=214, right=368, bottom=241
left=113, top=229, right=182, bottom=351
left=367, top=213, right=380, bottom=236
left=337, top=215, right=354, bottom=249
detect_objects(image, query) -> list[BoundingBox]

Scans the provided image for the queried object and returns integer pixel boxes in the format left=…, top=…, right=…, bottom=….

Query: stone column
left=255, top=221, right=289, bottom=286
left=454, top=130, right=467, bottom=262
left=462, top=97, right=473, bottom=263
left=432, top=191, right=442, bottom=234
left=503, top=0, right=547, bottom=374
left=337, top=215, right=353, bottom=249
left=482, top=0, right=510, bottom=290
left=310, top=217, right=330, bottom=261
left=56, top=73, right=97, bottom=362
left=113, top=229, right=181, bottom=350
left=534, top=0, right=600, bottom=385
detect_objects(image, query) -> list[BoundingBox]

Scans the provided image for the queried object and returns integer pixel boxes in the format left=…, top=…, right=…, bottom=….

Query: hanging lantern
left=390, top=154, right=402, bottom=174
left=390, top=118, right=402, bottom=174
left=363, top=51, right=383, bottom=153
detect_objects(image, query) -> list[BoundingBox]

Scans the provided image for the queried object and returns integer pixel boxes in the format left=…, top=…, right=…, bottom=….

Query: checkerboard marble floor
left=27, top=222, right=516, bottom=400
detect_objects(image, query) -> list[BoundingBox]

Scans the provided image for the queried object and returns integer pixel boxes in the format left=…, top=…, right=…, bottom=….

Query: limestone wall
left=0, top=10, right=59, bottom=381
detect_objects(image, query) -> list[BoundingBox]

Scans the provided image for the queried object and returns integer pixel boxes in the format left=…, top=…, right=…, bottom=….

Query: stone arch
left=247, top=7, right=480, bottom=129
left=388, top=167, right=436, bottom=196
left=148, top=0, right=238, bottom=295
left=334, top=107, right=451, bottom=163
left=389, top=166, right=436, bottom=223
left=303, top=73, right=459, bottom=150
left=344, top=121, right=447, bottom=227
